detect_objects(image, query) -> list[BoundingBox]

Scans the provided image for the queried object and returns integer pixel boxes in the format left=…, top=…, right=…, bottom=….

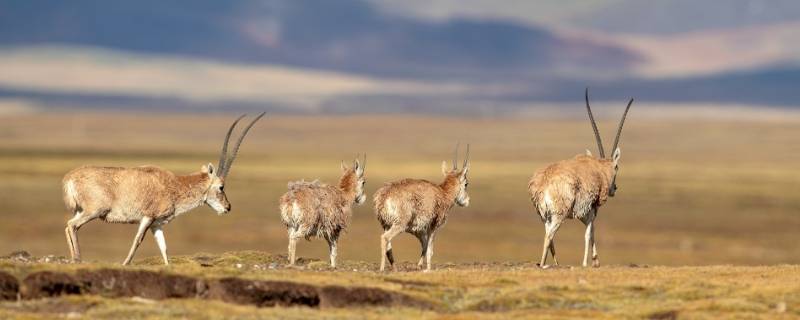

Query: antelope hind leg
left=65, top=210, right=101, bottom=263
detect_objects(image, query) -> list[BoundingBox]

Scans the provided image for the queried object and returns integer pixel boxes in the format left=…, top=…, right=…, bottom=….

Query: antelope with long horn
left=279, top=155, right=366, bottom=268
left=61, top=113, right=265, bottom=265
left=528, top=89, right=632, bottom=267
left=374, top=144, right=470, bottom=272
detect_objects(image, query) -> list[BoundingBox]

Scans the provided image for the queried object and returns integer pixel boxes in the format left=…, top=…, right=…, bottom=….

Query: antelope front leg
left=288, top=231, right=298, bottom=266
left=151, top=224, right=169, bottom=265
left=424, top=232, right=436, bottom=272
left=122, top=216, right=153, bottom=266
left=327, top=238, right=338, bottom=269
left=417, top=233, right=429, bottom=269
left=590, top=224, right=599, bottom=267
left=583, top=220, right=593, bottom=267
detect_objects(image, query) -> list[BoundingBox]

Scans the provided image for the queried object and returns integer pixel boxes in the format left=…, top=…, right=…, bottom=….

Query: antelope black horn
left=462, top=144, right=470, bottom=169
left=453, top=142, right=460, bottom=170
left=585, top=88, right=606, bottom=158
left=218, top=114, right=246, bottom=175
left=222, top=112, right=266, bottom=178
left=610, top=98, right=634, bottom=154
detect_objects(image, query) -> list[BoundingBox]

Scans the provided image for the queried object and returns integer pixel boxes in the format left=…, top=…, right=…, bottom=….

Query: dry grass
left=0, top=112, right=798, bottom=268
left=0, top=251, right=798, bottom=319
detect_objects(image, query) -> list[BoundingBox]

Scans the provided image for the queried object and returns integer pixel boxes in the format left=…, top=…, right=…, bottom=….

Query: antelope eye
left=219, top=186, right=224, bottom=192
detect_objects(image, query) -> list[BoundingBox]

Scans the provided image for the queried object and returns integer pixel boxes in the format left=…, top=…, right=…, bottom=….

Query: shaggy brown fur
left=279, top=159, right=366, bottom=268
left=374, top=157, right=469, bottom=272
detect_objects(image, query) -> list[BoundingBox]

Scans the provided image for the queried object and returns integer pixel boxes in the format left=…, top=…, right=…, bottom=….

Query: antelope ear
left=341, top=161, right=348, bottom=172
left=354, top=159, right=363, bottom=175
left=612, top=148, right=621, bottom=166
left=585, top=149, right=593, bottom=157
left=202, top=163, right=215, bottom=175
left=441, top=161, right=449, bottom=176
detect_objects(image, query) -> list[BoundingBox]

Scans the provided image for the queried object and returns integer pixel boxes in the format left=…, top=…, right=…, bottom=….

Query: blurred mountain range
left=0, top=0, right=633, bottom=78
left=0, top=0, right=799, bottom=113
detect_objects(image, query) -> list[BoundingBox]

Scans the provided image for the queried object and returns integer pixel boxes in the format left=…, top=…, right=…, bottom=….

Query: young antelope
left=279, top=156, right=366, bottom=268
left=374, top=145, right=470, bottom=272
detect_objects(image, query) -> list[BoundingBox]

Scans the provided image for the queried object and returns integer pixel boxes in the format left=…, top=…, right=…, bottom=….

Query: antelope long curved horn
left=585, top=88, right=606, bottom=158
left=453, top=142, right=460, bottom=170
left=462, top=144, right=470, bottom=169
left=610, top=98, right=634, bottom=153
left=218, top=114, right=247, bottom=174
left=221, top=112, right=266, bottom=178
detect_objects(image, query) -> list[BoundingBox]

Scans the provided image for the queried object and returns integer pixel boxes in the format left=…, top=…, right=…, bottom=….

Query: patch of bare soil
left=77, top=269, right=203, bottom=299
left=319, top=285, right=430, bottom=309
left=22, top=271, right=81, bottom=299
left=12, top=269, right=432, bottom=310
left=648, top=310, right=679, bottom=320
left=206, top=277, right=319, bottom=307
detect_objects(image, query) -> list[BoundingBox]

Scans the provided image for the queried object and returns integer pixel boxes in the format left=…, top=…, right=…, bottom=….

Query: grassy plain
left=0, top=112, right=798, bottom=266
left=0, top=111, right=798, bottom=318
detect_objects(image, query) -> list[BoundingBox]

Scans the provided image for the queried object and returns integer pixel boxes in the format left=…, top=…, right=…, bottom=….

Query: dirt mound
left=0, top=271, right=19, bottom=300
left=77, top=269, right=204, bottom=299
left=12, top=269, right=430, bottom=310
left=207, top=278, right=319, bottom=307
left=22, top=271, right=81, bottom=299
left=319, top=285, right=429, bottom=309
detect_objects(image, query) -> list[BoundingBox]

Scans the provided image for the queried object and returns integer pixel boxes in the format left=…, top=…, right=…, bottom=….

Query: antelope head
left=342, top=154, right=367, bottom=205
left=584, top=88, right=632, bottom=197
left=204, top=113, right=265, bottom=214
left=441, top=143, right=471, bottom=207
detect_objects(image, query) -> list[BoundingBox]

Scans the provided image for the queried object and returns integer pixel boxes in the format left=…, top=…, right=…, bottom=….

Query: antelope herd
left=61, top=90, right=633, bottom=271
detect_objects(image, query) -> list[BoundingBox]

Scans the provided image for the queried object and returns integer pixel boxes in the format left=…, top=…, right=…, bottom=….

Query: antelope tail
left=62, top=179, right=80, bottom=213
